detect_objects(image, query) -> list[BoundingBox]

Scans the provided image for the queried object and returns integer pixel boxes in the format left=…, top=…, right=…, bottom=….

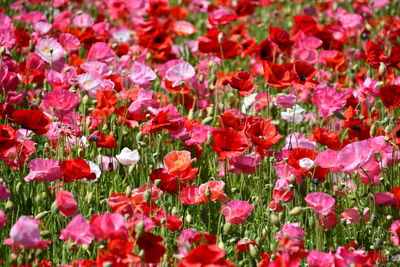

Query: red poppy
left=246, top=118, right=282, bottom=157
left=60, top=159, right=96, bottom=182
left=212, top=128, right=249, bottom=160
left=323, top=51, right=348, bottom=72
left=88, top=130, right=117, bottom=149
left=392, top=186, right=400, bottom=208
left=93, top=90, right=118, bottom=118
left=137, top=233, right=166, bottom=263
left=0, top=125, right=17, bottom=150
left=292, top=61, right=318, bottom=89
left=365, top=40, right=386, bottom=69
left=13, top=109, right=51, bottom=135
left=178, top=244, right=234, bottom=267
left=288, top=148, right=328, bottom=183
left=380, top=85, right=400, bottom=109
left=234, top=0, right=256, bottom=17
left=293, top=15, right=319, bottom=35
left=263, top=61, right=293, bottom=90
left=257, top=38, right=277, bottom=62
left=229, top=71, right=257, bottom=96
left=311, top=127, right=342, bottom=150
left=269, top=27, right=294, bottom=52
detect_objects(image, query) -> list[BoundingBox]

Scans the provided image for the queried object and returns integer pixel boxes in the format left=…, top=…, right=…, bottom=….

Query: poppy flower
left=137, top=232, right=166, bottom=263
left=311, top=127, right=342, bottom=150
left=229, top=71, right=257, bottom=96
left=87, top=42, right=116, bottom=63
left=337, top=140, right=373, bottom=174
left=257, top=38, right=277, bottom=61
left=212, top=128, right=249, bottom=160
left=92, top=90, right=118, bottom=119
left=305, top=192, right=335, bottom=216
left=246, top=118, right=282, bottom=157
left=365, top=40, right=385, bottom=69
left=163, top=150, right=195, bottom=173
left=292, top=61, right=318, bottom=90
left=24, top=158, right=62, bottom=182
left=88, top=130, right=117, bottom=149
left=5, top=216, right=51, bottom=250
left=13, top=109, right=51, bottom=135
left=116, top=147, right=140, bottom=165
left=165, top=61, right=195, bottom=87
left=178, top=244, right=234, bottom=267
left=0, top=124, right=17, bottom=150
left=60, top=159, right=96, bottom=182
left=313, top=85, right=347, bottom=117
left=35, top=38, right=65, bottom=63
left=208, top=8, right=237, bottom=25
left=379, top=85, right=400, bottom=109
left=307, top=250, right=335, bottom=267
left=221, top=200, right=254, bottom=224
left=90, top=212, right=128, bottom=240
left=41, top=90, right=80, bottom=115
left=59, top=215, right=94, bottom=245
left=263, top=61, right=293, bottom=90
left=269, top=26, right=294, bottom=52
left=55, top=191, right=78, bottom=218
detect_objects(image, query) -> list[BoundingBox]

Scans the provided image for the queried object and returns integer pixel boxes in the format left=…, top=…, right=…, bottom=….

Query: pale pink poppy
left=173, top=21, right=196, bottom=36
left=97, top=156, right=118, bottom=172
left=5, top=216, right=51, bottom=249
left=275, top=94, right=297, bottom=109
left=72, top=13, right=94, bottom=28
left=314, top=149, right=340, bottom=172
left=41, top=90, right=80, bottom=114
left=116, top=147, right=140, bottom=165
left=368, top=136, right=392, bottom=153
left=276, top=223, right=305, bottom=246
left=59, top=215, right=94, bottom=245
left=221, top=200, right=254, bottom=224
left=390, top=220, right=400, bottom=246
left=127, top=89, right=159, bottom=115
left=80, top=61, right=110, bottom=77
left=0, top=209, right=6, bottom=229
left=33, top=21, right=52, bottom=35
left=307, top=250, right=335, bottom=267
left=129, top=62, right=157, bottom=89
left=24, top=158, right=62, bottom=182
left=77, top=73, right=106, bottom=97
left=35, top=38, right=65, bottom=63
left=87, top=42, right=115, bottom=62
left=337, top=140, right=373, bottom=174
left=305, top=192, right=335, bottom=216
left=59, top=33, right=80, bottom=52
left=55, top=191, right=78, bottom=218
left=313, top=86, right=347, bottom=117
left=165, top=62, right=195, bottom=87
left=229, top=153, right=260, bottom=174
left=340, top=13, right=363, bottom=28
left=90, top=212, right=128, bottom=240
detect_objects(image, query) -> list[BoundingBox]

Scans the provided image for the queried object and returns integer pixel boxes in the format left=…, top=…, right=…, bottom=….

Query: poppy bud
left=289, top=207, right=304, bottom=216
left=154, top=179, right=161, bottom=187
left=202, top=116, right=214, bottom=125
left=218, top=240, right=225, bottom=250
left=270, top=214, right=280, bottom=227
left=136, top=132, right=142, bottom=142
left=199, top=74, right=205, bottom=83
left=218, top=32, right=225, bottom=44
left=188, top=109, right=194, bottom=120
left=370, top=123, right=377, bottom=137
left=384, top=136, right=390, bottom=142
left=5, top=201, right=13, bottom=211
left=206, top=105, right=214, bottom=116
left=205, top=186, right=212, bottom=200
left=29, top=40, right=35, bottom=53
left=223, top=222, right=232, bottom=234
left=51, top=201, right=59, bottom=214
left=82, top=95, right=89, bottom=105
left=144, top=190, right=151, bottom=202
left=289, top=174, right=297, bottom=184
left=0, top=46, right=5, bottom=55
left=128, top=164, right=136, bottom=173
left=231, top=187, right=237, bottom=193
left=15, top=182, right=22, bottom=193
left=135, top=221, right=145, bottom=238
left=82, top=244, right=89, bottom=250
left=102, top=262, right=112, bottom=267
left=125, top=186, right=132, bottom=197
left=249, top=244, right=258, bottom=258
left=171, top=207, right=178, bottom=215
left=387, top=215, right=393, bottom=220
left=85, top=192, right=93, bottom=203
left=35, top=211, right=49, bottom=219
left=9, top=253, right=17, bottom=264
left=185, top=213, right=192, bottom=223
left=379, top=62, right=386, bottom=76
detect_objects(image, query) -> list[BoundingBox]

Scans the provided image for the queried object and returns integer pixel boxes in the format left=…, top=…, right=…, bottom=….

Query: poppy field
left=1, top=0, right=400, bottom=266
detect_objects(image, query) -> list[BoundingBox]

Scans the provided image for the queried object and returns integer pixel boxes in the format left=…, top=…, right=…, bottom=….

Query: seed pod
left=249, top=244, right=258, bottom=258
left=202, top=116, right=214, bottom=125
left=135, top=221, right=145, bottom=239
left=35, top=211, right=49, bottom=219
left=5, top=200, right=13, bottom=211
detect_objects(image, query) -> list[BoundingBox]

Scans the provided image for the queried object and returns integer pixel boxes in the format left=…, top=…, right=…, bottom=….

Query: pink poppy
left=35, top=38, right=65, bottom=63
left=41, top=90, right=80, bottom=114
left=208, top=8, right=237, bottom=25
left=129, top=62, right=157, bottom=89
left=357, top=158, right=381, bottom=186
left=313, top=86, right=347, bottom=117
left=275, top=94, right=297, bottom=109
left=197, top=180, right=229, bottom=203
left=229, top=153, right=260, bottom=175
left=221, top=200, right=254, bottom=224
left=314, top=149, right=340, bottom=172
left=0, top=178, right=10, bottom=200
left=59, top=215, right=94, bottom=245
left=373, top=193, right=397, bottom=207
left=59, top=33, right=80, bottom=52
left=24, top=158, right=62, bottom=182
left=80, top=61, right=110, bottom=77
left=0, top=209, right=6, bottom=229
left=5, top=216, right=51, bottom=249
left=72, top=13, right=94, bottom=28
left=272, top=179, right=294, bottom=203
left=55, top=191, right=78, bottom=218
left=307, top=250, right=335, bottom=267
left=174, top=228, right=199, bottom=259
left=390, top=220, right=400, bottom=246
left=340, top=207, right=361, bottom=224
left=337, top=140, right=373, bottom=174
left=165, top=62, right=195, bottom=87
left=335, top=246, right=369, bottom=266
left=33, top=21, right=52, bottom=35
left=127, top=89, right=159, bottom=116
left=276, top=223, right=305, bottom=246
left=90, top=212, right=128, bottom=240
left=87, top=42, right=115, bottom=63
left=305, top=192, right=335, bottom=216
left=116, top=147, right=140, bottom=165
left=185, top=125, right=215, bottom=146
left=128, top=213, right=155, bottom=232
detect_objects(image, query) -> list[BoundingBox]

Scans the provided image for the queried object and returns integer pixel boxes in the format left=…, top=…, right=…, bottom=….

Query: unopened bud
left=144, top=190, right=151, bottom=202
left=202, top=116, right=214, bottom=125
left=270, top=214, right=280, bottom=227
left=379, top=62, right=386, bottom=76
left=125, top=186, right=132, bottom=197
left=51, top=201, right=59, bottom=214
left=223, top=222, right=232, bottom=235
left=289, top=207, right=304, bottom=216
left=249, top=244, right=258, bottom=258
left=35, top=211, right=49, bottom=219
left=135, top=221, right=145, bottom=238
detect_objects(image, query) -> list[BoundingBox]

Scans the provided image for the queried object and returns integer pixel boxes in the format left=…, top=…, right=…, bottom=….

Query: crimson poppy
left=269, top=27, right=294, bottom=52
left=292, top=61, right=318, bottom=89
left=178, top=244, right=234, bottom=267
left=60, top=159, right=96, bottom=182
left=263, top=61, right=293, bottom=90
left=365, top=40, right=386, bottom=69
left=246, top=119, right=282, bottom=157
left=137, top=232, right=166, bottom=263
left=13, top=109, right=50, bottom=135
left=229, top=71, right=257, bottom=96
left=88, top=131, right=117, bottom=149
left=212, top=128, right=249, bottom=160
left=0, top=124, right=17, bottom=150
left=380, top=85, right=400, bottom=109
